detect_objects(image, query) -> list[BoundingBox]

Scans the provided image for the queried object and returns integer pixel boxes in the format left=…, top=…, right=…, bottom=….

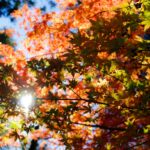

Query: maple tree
left=0, top=0, right=150, bottom=149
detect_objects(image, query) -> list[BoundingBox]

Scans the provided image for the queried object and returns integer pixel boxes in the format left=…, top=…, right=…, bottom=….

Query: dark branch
left=36, top=97, right=109, bottom=105
left=72, top=122, right=126, bottom=131
left=128, top=140, right=149, bottom=149
left=36, top=97, right=150, bottom=111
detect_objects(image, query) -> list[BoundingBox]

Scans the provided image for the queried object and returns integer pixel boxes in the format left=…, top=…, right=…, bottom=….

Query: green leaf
left=44, top=60, right=50, bottom=67
left=144, top=10, right=150, bottom=18
left=9, top=121, right=22, bottom=130
left=110, top=61, right=118, bottom=72
left=125, top=81, right=136, bottom=91
left=111, top=92, right=119, bottom=100
left=0, top=108, right=4, bottom=116
left=115, top=69, right=127, bottom=79
left=105, top=143, right=112, bottom=150
left=125, top=118, right=135, bottom=126
left=143, top=128, right=149, bottom=134
left=141, top=20, right=150, bottom=31
left=136, top=81, right=145, bottom=89
left=85, top=74, right=92, bottom=82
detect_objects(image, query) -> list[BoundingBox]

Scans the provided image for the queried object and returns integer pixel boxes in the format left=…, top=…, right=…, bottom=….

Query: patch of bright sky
left=38, top=138, right=66, bottom=150
left=0, top=0, right=59, bottom=55
left=1, top=147, right=21, bottom=150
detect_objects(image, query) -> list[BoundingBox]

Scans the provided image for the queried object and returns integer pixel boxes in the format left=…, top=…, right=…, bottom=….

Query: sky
left=0, top=0, right=58, bottom=28
left=0, top=0, right=59, bottom=51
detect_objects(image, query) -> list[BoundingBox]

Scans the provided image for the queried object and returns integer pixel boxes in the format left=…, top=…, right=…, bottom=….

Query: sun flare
left=20, top=94, right=33, bottom=111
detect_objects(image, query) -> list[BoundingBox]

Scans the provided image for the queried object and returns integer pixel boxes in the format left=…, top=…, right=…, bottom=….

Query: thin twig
left=72, top=122, right=126, bottom=131
left=128, top=140, right=149, bottom=149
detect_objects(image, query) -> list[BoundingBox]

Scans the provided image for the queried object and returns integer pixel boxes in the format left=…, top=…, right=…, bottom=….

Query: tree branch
left=128, top=140, right=149, bottom=149
left=45, top=118, right=126, bottom=131
left=36, top=97, right=150, bottom=111
left=72, top=122, right=126, bottom=131
left=36, top=97, right=109, bottom=105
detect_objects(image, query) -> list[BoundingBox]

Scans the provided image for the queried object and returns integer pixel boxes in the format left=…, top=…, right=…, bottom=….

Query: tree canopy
left=0, top=0, right=150, bottom=149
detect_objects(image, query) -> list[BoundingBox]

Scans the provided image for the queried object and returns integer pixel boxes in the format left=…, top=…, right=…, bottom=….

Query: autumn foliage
left=0, top=0, right=150, bottom=149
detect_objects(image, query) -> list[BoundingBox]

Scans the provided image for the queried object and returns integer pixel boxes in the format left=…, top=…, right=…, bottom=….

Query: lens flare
left=20, top=94, right=33, bottom=111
